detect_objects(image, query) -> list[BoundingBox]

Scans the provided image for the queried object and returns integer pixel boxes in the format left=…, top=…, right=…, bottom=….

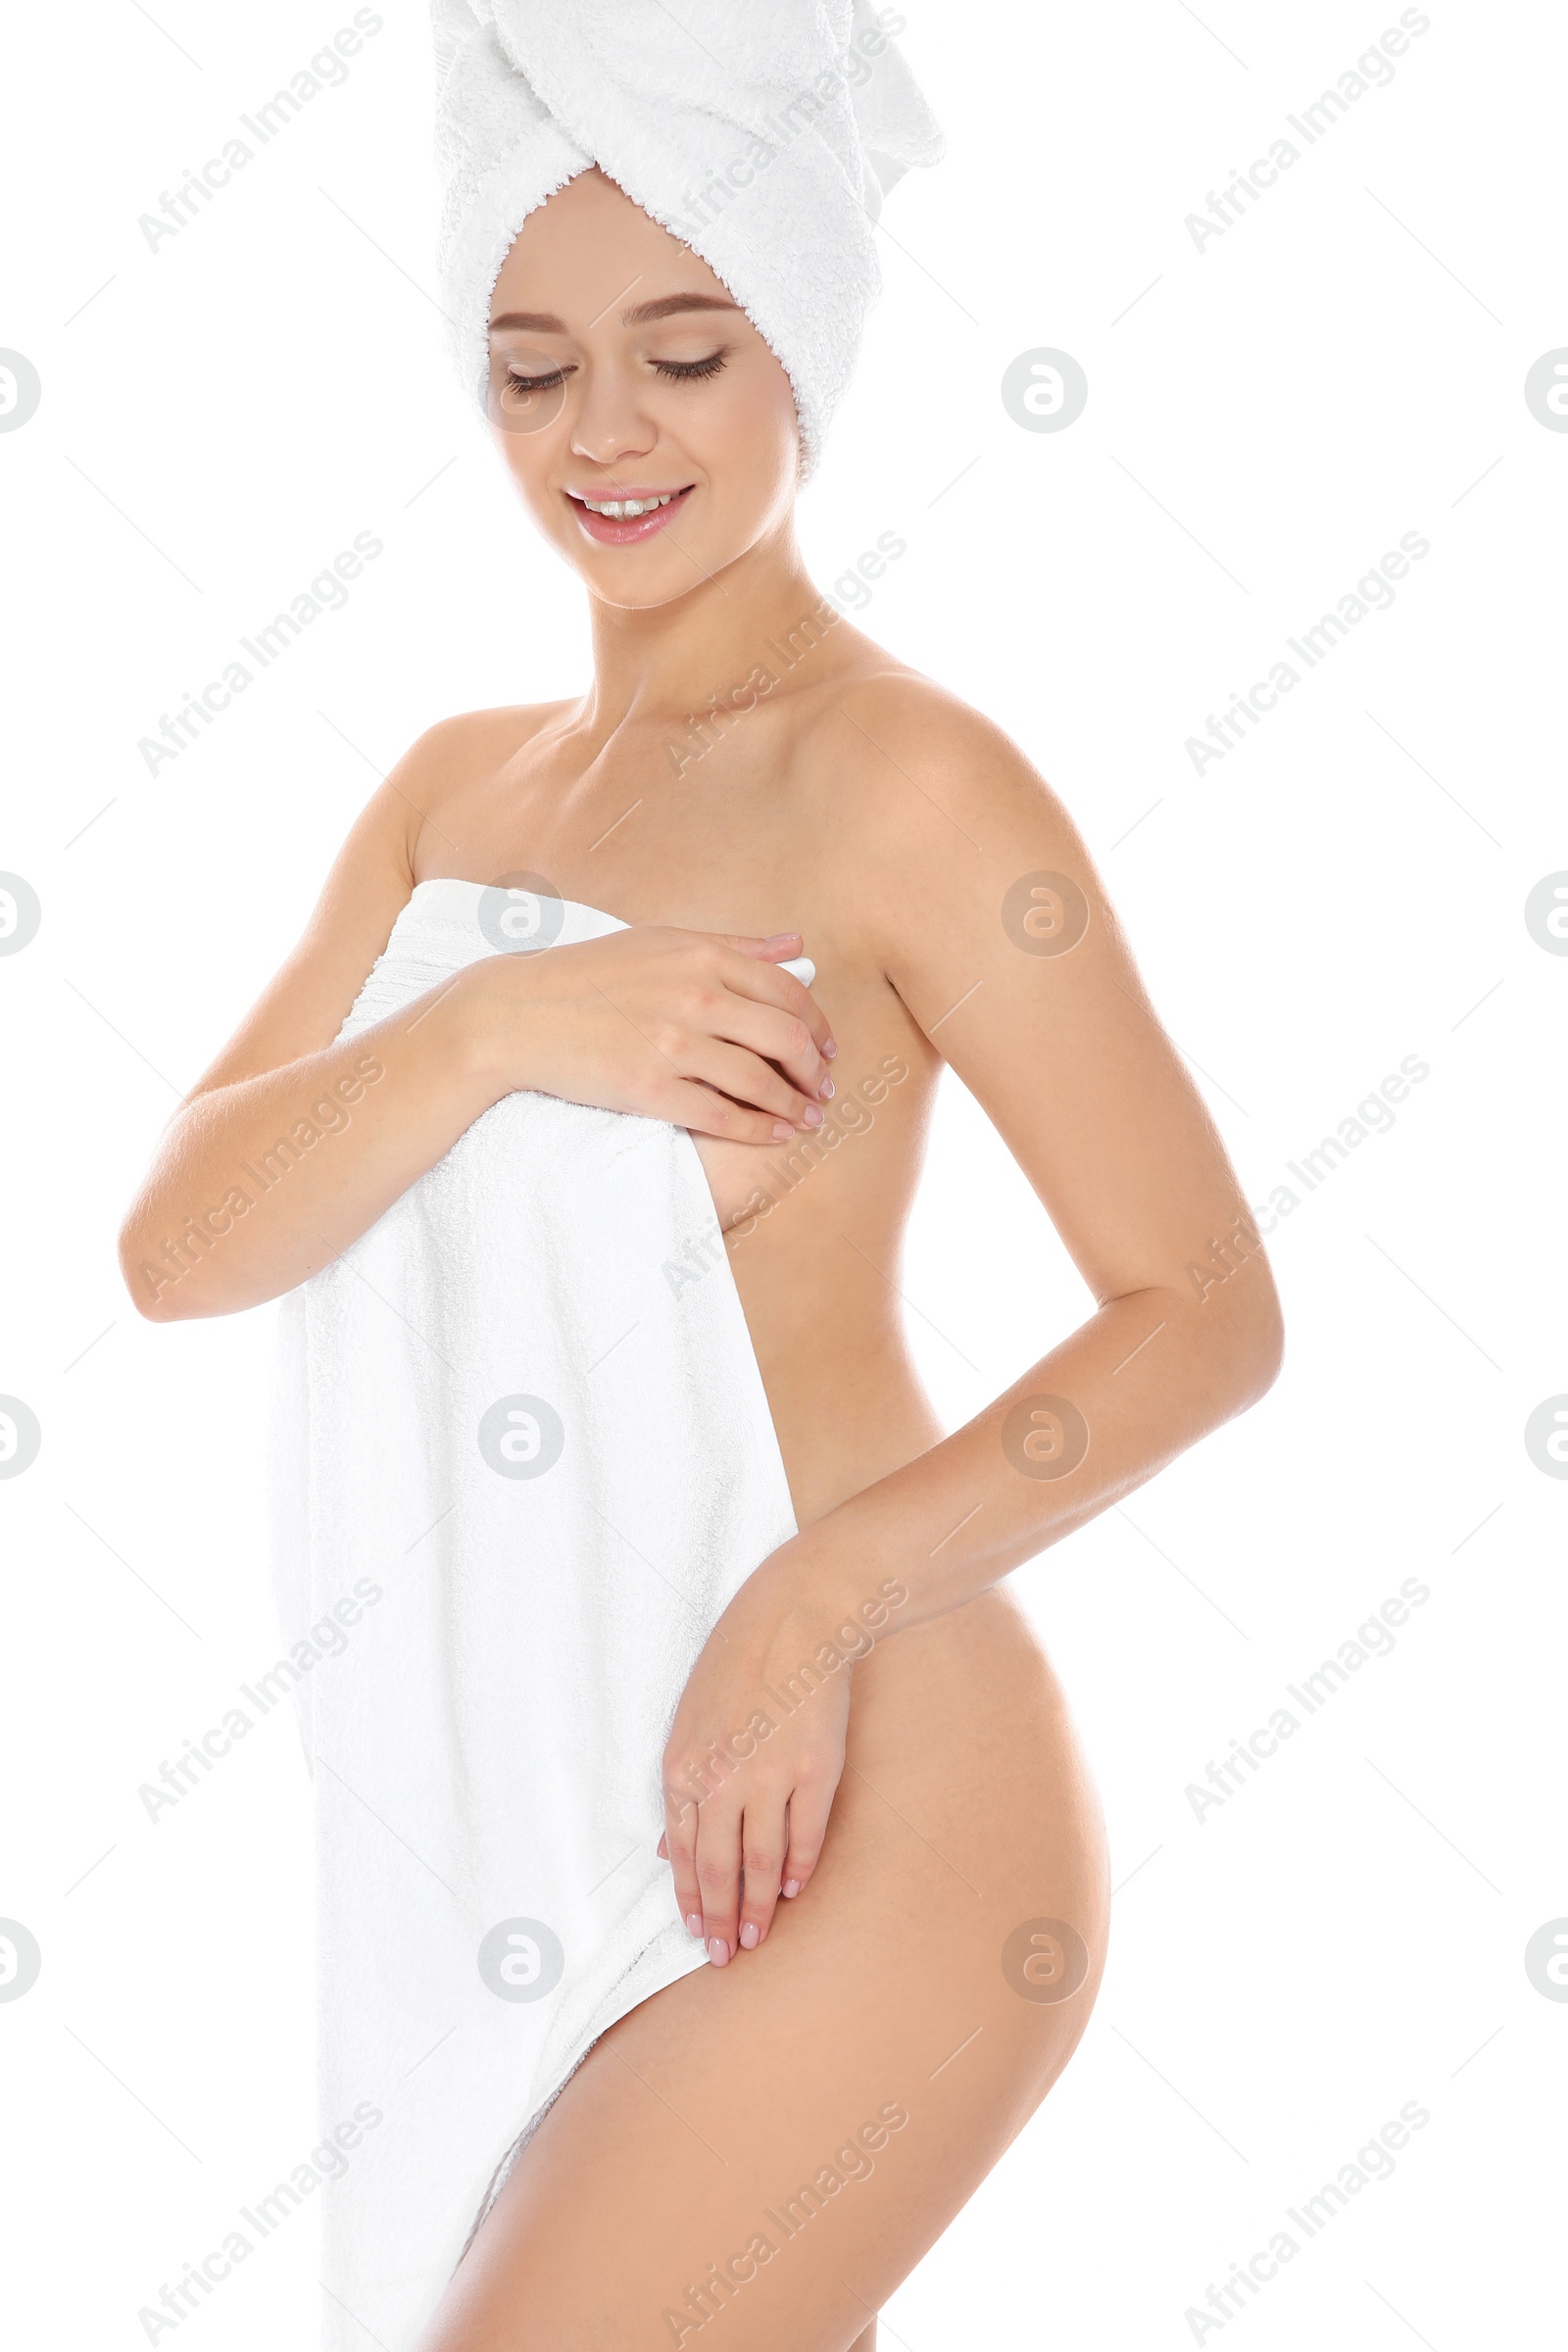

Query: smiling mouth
left=565, top=484, right=696, bottom=543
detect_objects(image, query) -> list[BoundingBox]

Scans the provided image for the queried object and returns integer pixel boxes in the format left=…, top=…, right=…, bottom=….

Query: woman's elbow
left=1217, top=1258, right=1285, bottom=1409
left=117, top=1195, right=210, bottom=1322
left=119, top=1222, right=180, bottom=1321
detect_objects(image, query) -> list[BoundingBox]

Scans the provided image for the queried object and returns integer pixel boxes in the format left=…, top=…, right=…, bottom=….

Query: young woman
left=120, top=16, right=1282, bottom=2348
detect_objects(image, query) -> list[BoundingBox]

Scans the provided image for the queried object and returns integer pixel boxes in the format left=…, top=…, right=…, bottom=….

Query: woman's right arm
left=118, top=727, right=837, bottom=1323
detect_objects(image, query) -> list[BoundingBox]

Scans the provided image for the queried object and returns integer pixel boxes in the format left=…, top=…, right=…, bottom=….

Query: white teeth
left=580, top=493, right=676, bottom=517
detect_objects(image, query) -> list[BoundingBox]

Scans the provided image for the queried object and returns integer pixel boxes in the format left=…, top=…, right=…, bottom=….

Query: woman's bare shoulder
left=414, top=698, right=575, bottom=765
left=184, top=702, right=573, bottom=1095
left=395, top=698, right=574, bottom=873
left=799, top=652, right=1081, bottom=883
left=407, top=698, right=573, bottom=797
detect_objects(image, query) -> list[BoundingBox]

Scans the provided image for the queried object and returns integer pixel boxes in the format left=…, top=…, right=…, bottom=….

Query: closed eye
left=505, top=353, right=729, bottom=391
left=506, top=366, right=570, bottom=392
left=652, top=351, right=727, bottom=381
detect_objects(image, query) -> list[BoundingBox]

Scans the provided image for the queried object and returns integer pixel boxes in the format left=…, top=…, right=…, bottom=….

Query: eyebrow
left=489, top=293, right=742, bottom=334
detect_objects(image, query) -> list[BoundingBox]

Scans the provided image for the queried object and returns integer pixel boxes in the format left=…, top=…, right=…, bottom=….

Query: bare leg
left=416, top=1593, right=1108, bottom=2350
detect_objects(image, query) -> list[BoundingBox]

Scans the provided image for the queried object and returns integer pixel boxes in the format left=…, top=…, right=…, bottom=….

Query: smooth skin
left=121, top=170, right=1283, bottom=2349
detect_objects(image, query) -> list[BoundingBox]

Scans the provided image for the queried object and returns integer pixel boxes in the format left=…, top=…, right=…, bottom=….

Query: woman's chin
left=543, top=529, right=743, bottom=609
left=564, top=558, right=712, bottom=610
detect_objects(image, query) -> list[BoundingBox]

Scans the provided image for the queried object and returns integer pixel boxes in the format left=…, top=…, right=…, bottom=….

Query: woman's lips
left=565, top=485, right=695, bottom=545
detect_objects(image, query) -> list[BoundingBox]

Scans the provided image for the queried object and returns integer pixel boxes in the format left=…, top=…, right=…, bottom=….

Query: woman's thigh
left=416, top=1594, right=1108, bottom=2351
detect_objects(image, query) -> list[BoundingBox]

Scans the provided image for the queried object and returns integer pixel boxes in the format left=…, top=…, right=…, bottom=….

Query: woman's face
left=487, top=170, right=802, bottom=609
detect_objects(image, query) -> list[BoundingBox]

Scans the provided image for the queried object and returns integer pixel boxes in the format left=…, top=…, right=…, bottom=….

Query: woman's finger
left=737, top=1798, right=788, bottom=1950
left=720, top=930, right=805, bottom=962
left=707, top=994, right=835, bottom=1103
left=653, top=1075, right=804, bottom=1146
left=662, top=1782, right=706, bottom=1944
left=715, top=945, right=837, bottom=1062
left=694, top=1794, right=744, bottom=1966
left=680, top=1037, right=827, bottom=1129
left=779, top=1772, right=836, bottom=1903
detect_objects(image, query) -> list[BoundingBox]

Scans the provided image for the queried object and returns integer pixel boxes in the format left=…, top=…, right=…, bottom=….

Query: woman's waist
left=751, top=1336, right=944, bottom=1529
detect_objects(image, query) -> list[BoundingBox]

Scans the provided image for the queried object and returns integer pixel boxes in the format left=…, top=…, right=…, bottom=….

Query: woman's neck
left=577, top=518, right=835, bottom=740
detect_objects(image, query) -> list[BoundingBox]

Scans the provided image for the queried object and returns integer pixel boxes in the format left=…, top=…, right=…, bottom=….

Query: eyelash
left=505, top=352, right=728, bottom=391
left=656, top=352, right=727, bottom=381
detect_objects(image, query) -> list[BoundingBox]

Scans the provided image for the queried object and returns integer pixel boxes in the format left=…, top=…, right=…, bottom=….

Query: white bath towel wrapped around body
left=270, top=878, right=802, bottom=2346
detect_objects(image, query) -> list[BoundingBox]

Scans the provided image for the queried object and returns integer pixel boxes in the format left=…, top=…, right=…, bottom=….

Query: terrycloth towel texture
left=270, top=878, right=800, bottom=2347
left=431, top=0, right=944, bottom=472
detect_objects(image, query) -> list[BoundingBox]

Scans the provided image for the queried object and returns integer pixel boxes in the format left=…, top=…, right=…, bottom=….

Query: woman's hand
left=465, top=923, right=838, bottom=1143
left=659, top=1549, right=866, bottom=1965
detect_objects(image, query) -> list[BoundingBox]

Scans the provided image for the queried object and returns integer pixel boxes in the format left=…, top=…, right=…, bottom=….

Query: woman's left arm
left=662, top=680, right=1285, bottom=1960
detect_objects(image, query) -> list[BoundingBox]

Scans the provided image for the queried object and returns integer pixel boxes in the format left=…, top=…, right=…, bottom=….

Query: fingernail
left=657, top=1835, right=667, bottom=1857
left=708, top=1936, right=730, bottom=1966
left=772, top=1120, right=794, bottom=1140
left=802, top=1103, right=823, bottom=1127
left=817, top=1076, right=835, bottom=1099
left=822, top=1039, right=839, bottom=1059
left=739, top=1921, right=760, bottom=1949
left=763, top=931, right=799, bottom=948
left=686, top=1912, right=704, bottom=1938
left=782, top=1879, right=801, bottom=1899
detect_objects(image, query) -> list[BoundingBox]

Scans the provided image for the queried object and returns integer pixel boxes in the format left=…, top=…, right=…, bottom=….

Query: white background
left=2, top=1, right=1564, bottom=2344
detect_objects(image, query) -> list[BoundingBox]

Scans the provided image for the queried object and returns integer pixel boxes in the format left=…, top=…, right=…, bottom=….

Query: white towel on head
left=431, top=0, right=944, bottom=473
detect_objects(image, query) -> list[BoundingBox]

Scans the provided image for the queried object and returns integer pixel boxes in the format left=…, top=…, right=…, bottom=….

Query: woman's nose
left=569, top=365, right=659, bottom=469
